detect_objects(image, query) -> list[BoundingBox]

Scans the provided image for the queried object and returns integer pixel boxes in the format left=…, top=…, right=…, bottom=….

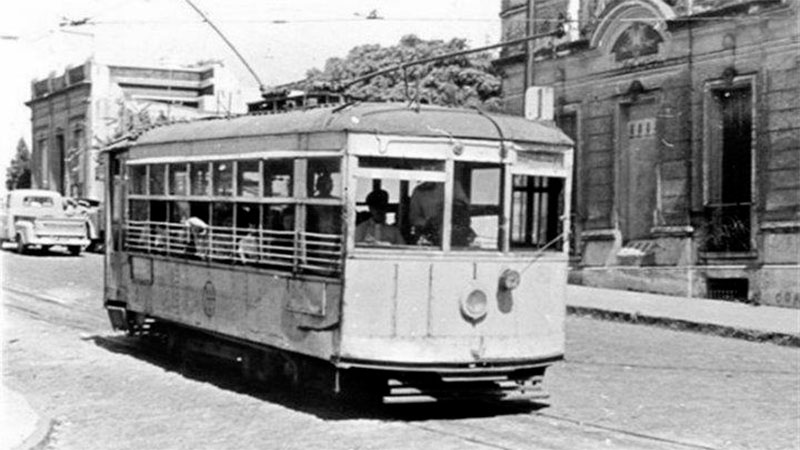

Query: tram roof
left=130, top=102, right=572, bottom=159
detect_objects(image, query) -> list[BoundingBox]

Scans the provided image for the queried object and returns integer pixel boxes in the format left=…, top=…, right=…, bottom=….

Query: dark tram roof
left=135, top=103, right=573, bottom=149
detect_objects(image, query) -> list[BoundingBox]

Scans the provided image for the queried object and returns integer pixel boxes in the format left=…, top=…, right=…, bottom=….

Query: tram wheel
left=280, top=355, right=301, bottom=389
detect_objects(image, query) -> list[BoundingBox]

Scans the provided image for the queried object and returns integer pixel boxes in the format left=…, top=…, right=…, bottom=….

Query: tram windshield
left=353, top=156, right=564, bottom=252
left=354, top=158, right=506, bottom=250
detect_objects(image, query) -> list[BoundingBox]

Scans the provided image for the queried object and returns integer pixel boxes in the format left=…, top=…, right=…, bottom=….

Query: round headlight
left=461, top=289, right=488, bottom=322
left=500, top=269, right=521, bottom=291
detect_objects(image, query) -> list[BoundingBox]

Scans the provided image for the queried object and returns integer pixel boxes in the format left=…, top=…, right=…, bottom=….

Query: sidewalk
left=0, top=383, right=50, bottom=450
left=567, top=285, right=800, bottom=346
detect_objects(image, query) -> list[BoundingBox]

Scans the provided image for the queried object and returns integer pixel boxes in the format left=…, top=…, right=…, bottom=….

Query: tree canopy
left=5, top=138, right=31, bottom=190
left=305, top=34, right=502, bottom=109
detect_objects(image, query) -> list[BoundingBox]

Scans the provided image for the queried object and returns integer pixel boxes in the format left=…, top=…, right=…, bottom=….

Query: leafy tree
left=304, top=34, right=502, bottom=109
left=6, top=138, right=31, bottom=190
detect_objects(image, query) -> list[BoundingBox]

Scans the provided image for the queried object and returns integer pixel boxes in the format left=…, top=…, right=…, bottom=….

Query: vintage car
left=0, top=189, right=90, bottom=255
left=65, top=197, right=104, bottom=252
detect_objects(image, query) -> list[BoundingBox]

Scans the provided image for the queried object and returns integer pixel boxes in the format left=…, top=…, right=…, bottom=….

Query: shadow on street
left=86, top=333, right=546, bottom=422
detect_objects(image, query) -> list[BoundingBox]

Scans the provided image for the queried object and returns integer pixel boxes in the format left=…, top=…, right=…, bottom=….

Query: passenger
left=236, top=223, right=259, bottom=264
left=409, top=181, right=473, bottom=246
left=151, top=224, right=169, bottom=251
left=184, top=215, right=209, bottom=257
left=308, top=171, right=340, bottom=235
left=355, top=189, right=404, bottom=246
left=313, top=171, right=333, bottom=198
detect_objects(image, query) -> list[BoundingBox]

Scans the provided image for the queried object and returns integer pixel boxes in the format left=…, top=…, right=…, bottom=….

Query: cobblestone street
left=2, top=251, right=799, bottom=450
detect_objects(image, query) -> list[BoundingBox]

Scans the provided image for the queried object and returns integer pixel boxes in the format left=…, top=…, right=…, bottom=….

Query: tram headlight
left=461, top=289, right=489, bottom=323
left=499, top=269, right=521, bottom=291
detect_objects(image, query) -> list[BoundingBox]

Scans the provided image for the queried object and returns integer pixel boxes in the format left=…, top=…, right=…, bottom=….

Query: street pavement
left=3, top=284, right=799, bottom=450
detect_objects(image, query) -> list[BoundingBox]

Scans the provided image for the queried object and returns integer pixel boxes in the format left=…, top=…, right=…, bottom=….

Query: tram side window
left=130, top=165, right=147, bottom=195
left=237, top=160, right=260, bottom=197
left=149, top=164, right=166, bottom=196
left=264, top=159, right=293, bottom=197
left=262, top=204, right=295, bottom=270
left=307, top=158, right=342, bottom=198
left=169, top=164, right=189, bottom=196
left=190, top=162, right=210, bottom=196
left=510, top=175, right=564, bottom=250
left=209, top=202, right=235, bottom=259
left=213, top=161, right=234, bottom=196
left=235, top=203, right=260, bottom=264
left=306, top=157, right=343, bottom=266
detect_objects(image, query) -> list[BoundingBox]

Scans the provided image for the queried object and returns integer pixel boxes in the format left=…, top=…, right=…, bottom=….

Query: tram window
left=358, top=157, right=444, bottom=171
left=189, top=201, right=210, bottom=223
left=151, top=200, right=168, bottom=222
left=237, top=160, right=260, bottom=197
left=130, top=165, right=146, bottom=195
left=149, top=164, right=166, bottom=196
left=263, top=204, right=294, bottom=231
left=407, top=180, right=446, bottom=246
left=190, top=162, right=210, bottom=196
left=211, top=202, right=234, bottom=227
left=169, top=164, right=189, bottom=196
left=264, top=159, right=293, bottom=197
left=354, top=178, right=412, bottom=247
left=451, top=163, right=501, bottom=250
left=510, top=175, right=564, bottom=250
left=129, top=200, right=147, bottom=221
left=262, top=204, right=295, bottom=270
left=236, top=203, right=260, bottom=228
left=236, top=203, right=260, bottom=264
left=213, top=161, right=234, bottom=196
left=170, top=201, right=190, bottom=223
left=307, top=205, right=341, bottom=235
left=209, top=202, right=235, bottom=260
left=308, top=158, right=342, bottom=198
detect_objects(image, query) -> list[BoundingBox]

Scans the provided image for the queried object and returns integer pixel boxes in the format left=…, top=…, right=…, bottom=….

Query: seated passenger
left=355, top=189, right=404, bottom=246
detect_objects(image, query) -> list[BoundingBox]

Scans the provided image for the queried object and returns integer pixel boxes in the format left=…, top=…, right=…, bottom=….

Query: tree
left=6, top=138, right=31, bottom=190
left=304, top=34, right=503, bottom=110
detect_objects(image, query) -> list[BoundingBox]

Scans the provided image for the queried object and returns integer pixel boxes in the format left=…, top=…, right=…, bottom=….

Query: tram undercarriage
left=110, top=307, right=555, bottom=404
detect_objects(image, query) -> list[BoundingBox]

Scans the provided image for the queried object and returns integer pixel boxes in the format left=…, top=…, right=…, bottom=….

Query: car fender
left=14, top=220, right=34, bottom=243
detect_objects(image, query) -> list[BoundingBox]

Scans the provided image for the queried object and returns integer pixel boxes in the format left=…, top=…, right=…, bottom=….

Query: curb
left=567, top=306, right=800, bottom=348
left=12, top=417, right=55, bottom=450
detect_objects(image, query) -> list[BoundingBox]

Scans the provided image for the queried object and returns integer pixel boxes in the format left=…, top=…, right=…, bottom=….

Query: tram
left=103, top=102, right=573, bottom=402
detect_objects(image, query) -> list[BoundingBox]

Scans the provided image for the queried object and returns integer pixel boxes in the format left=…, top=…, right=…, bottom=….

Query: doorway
left=619, top=99, right=659, bottom=241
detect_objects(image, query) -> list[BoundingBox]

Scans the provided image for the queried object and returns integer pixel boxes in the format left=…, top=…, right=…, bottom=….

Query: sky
left=0, top=0, right=502, bottom=186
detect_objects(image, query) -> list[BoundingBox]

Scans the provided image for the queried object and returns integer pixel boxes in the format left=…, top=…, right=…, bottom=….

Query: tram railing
left=124, top=220, right=343, bottom=276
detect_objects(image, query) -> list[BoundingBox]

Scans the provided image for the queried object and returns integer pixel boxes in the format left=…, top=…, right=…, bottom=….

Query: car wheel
left=68, top=245, right=82, bottom=256
left=15, top=234, right=28, bottom=255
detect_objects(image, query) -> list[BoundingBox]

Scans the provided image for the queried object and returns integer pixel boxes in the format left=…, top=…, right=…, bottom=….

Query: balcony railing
left=701, top=203, right=751, bottom=253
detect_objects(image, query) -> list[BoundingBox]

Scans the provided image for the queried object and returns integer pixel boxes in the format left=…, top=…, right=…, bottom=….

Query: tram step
left=382, top=378, right=547, bottom=403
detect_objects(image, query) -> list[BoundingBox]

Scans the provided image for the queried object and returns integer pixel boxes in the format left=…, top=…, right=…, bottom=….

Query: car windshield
left=22, top=196, right=55, bottom=207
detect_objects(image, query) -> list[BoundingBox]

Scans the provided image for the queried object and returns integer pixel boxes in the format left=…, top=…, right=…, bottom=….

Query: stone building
left=26, top=59, right=247, bottom=202
left=495, top=0, right=799, bottom=307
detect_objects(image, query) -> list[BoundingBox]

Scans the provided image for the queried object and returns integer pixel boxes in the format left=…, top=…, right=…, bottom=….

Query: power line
left=182, top=0, right=267, bottom=94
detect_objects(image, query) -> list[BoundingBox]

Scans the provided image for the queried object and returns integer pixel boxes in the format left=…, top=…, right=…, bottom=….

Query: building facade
left=26, top=59, right=247, bottom=202
left=496, top=0, right=799, bottom=307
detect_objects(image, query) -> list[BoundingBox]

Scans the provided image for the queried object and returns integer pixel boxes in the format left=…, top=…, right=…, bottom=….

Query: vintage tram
left=103, top=102, right=573, bottom=402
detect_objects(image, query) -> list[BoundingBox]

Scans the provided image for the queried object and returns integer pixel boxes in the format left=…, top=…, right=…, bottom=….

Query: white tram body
left=104, top=103, right=573, bottom=402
